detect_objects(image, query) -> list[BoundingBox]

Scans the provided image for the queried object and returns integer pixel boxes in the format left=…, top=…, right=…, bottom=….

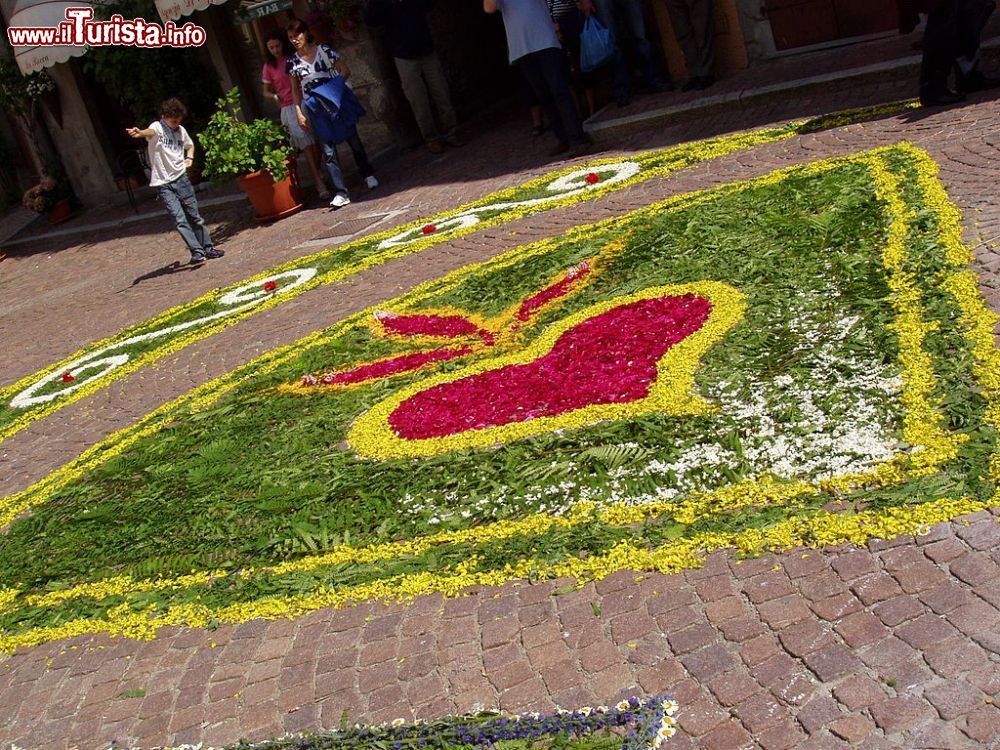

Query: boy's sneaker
left=205, top=248, right=225, bottom=259
left=329, top=194, right=351, bottom=208
left=189, top=252, right=206, bottom=265
left=365, top=175, right=379, bottom=190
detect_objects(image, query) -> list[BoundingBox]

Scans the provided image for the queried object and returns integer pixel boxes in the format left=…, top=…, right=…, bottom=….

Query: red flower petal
left=61, top=372, right=75, bottom=383
left=263, top=281, right=278, bottom=292
left=585, top=173, right=600, bottom=184
left=422, top=224, right=437, bottom=235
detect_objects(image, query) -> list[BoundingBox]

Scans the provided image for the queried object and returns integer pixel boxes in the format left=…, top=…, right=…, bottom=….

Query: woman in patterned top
left=286, top=18, right=379, bottom=208
left=262, top=30, right=328, bottom=199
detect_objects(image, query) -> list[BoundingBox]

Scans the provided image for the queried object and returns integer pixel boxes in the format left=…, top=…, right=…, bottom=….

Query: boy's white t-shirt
left=146, top=120, right=192, bottom=187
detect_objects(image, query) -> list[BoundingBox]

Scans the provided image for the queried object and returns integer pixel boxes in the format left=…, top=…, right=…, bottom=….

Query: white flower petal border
left=377, top=162, right=643, bottom=250
left=10, top=269, right=317, bottom=409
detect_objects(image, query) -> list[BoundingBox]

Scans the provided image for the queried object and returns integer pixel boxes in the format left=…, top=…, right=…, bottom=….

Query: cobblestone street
left=1, top=63, right=999, bottom=749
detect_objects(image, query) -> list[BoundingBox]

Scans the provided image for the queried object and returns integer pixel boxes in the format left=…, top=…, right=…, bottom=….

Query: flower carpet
left=1, top=138, right=997, bottom=665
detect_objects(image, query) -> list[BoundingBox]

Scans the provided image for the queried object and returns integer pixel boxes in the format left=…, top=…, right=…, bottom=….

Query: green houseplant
left=199, top=87, right=302, bottom=221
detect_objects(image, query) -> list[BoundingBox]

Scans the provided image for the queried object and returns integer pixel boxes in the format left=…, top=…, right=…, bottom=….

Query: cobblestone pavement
left=1, top=69, right=1000, bottom=748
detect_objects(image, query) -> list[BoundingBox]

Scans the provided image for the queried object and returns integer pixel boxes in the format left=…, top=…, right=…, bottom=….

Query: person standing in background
left=484, top=0, right=591, bottom=156
left=363, top=0, right=462, bottom=154
left=580, top=0, right=671, bottom=106
left=664, top=0, right=715, bottom=90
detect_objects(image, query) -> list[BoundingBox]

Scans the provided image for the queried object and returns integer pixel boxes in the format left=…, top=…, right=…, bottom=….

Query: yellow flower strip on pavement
left=0, top=496, right=986, bottom=654
left=0, top=102, right=918, bottom=447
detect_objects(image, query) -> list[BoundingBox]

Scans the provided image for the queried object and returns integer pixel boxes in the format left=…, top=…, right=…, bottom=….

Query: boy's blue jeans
left=158, top=173, right=214, bottom=257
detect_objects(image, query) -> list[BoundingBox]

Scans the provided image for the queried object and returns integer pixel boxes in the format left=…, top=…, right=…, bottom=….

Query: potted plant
left=22, top=171, right=75, bottom=224
left=199, top=87, right=302, bottom=222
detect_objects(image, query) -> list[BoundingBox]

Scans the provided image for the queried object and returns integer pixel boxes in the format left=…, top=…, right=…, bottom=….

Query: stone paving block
left=609, top=612, right=658, bottom=643
left=798, top=571, right=848, bottom=602
left=810, top=593, right=863, bottom=622
left=636, top=659, right=686, bottom=694
left=922, top=537, right=969, bottom=563
left=695, top=575, right=736, bottom=602
left=851, top=575, right=903, bottom=606
left=802, top=644, right=862, bottom=682
left=955, top=514, right=1000, bottom=550
left=601, top=589, right=645, bottom=618
left=741, top=634, right=781, bottom=667
left=743, top=571, right=796, bottom=604
left=729, top=556, right=776, bottom=580
left=830, top=674, right=887, bottom=711
left=754, top=652, right=799, bottom=688
left=869, top=694, right=936, bottom=733
left=482, top=642, right=520, bottom=673
left=911, top=722, right=982, bottom=750
left=770, top=672, right=816, bottom=707
left=677, top=697, right=729, bottom=736
left=778, top=620, right=835, bottom=657
left=655, top=603, right=703, bottom=633
left=834, top=611, right=889, bottom=648
left=828, top=714, right=874, bottom=744
left=518, top=603, right=552, bottom=628
left=872, top=595, right=925, bottom=626
left=718, top=616, right=768, bottom=643
left=667, top=623, right=717, bottom=655
left=490, top=660, right=535, bottom=693
left=891, top=560, right=950, bottom=593
left=925, top=680, right=985, bottom=720
left=949, top=553, right=999, bottom=587
left=758, top=595, right=814, bottom=630
left=704, top=595, right=748, bottom=623
left=500, top=676, right=550, bottom=711
left=895, top=613, right=961, bottom=649
left=961, top=704, right=1000, bottom=744
left=832, top=551, right=877, bottom=581
left=859, top=636, right=913, bottom=669
left=537, top=660, right=580, bottom=693
left=946, top=599, right=999, bottom=636
left=757, top=718, right=808, bottom=750
left=682, top=645, right=738, bottom=681
left=700, top=717, right=755, bottom=750
left=588, top=664, right=634, bottom=701
left=781, top=551, right=827, bottom=580
left=707, top=669, right=761, bottom=706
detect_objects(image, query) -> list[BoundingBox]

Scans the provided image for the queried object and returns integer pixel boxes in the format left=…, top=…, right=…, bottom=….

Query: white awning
left=9, top=0, right=94, bottom=74
left=155, top=0, right=227, bottom=22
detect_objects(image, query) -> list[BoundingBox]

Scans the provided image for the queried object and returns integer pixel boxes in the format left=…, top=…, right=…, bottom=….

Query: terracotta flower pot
left=47, top=198, right=72, bottom=225
left=235, top=161, right=302, bottom=222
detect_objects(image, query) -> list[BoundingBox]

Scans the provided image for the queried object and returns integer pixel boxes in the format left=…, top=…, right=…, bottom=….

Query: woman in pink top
left=262, top=30, right=328, bottom=198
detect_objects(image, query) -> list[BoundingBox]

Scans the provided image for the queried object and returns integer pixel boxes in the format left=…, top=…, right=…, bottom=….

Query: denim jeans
left=516, top=47, right=586, bottom=146
left=157, top=173, right=213, bottom=257
left=306, top=112, right=375, bottom=198
left=593, top=0, right=666, bottom=97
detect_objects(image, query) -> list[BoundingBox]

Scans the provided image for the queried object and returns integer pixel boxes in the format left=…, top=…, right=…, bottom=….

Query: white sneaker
left=365, top=175, right=379, bottom=190
left=329, top=194, right=351, bottom=208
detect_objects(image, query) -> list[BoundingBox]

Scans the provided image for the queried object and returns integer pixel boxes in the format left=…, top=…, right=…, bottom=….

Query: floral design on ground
left=0, top=102, right=916, bottom=449
left=1, top=142, right=995, bottom=656
left=349, top=283, right=745, bottom=459
left=96, top=696, right=680, bottom=750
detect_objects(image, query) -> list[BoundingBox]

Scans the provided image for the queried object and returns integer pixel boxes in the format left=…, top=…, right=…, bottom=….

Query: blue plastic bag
left=303, top=76, right=366, bottom=145
left=580, top=16, right=616, bottom=73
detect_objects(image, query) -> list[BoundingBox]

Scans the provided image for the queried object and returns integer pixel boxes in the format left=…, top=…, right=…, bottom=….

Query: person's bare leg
left=305, top=144, right=327, bottom=197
